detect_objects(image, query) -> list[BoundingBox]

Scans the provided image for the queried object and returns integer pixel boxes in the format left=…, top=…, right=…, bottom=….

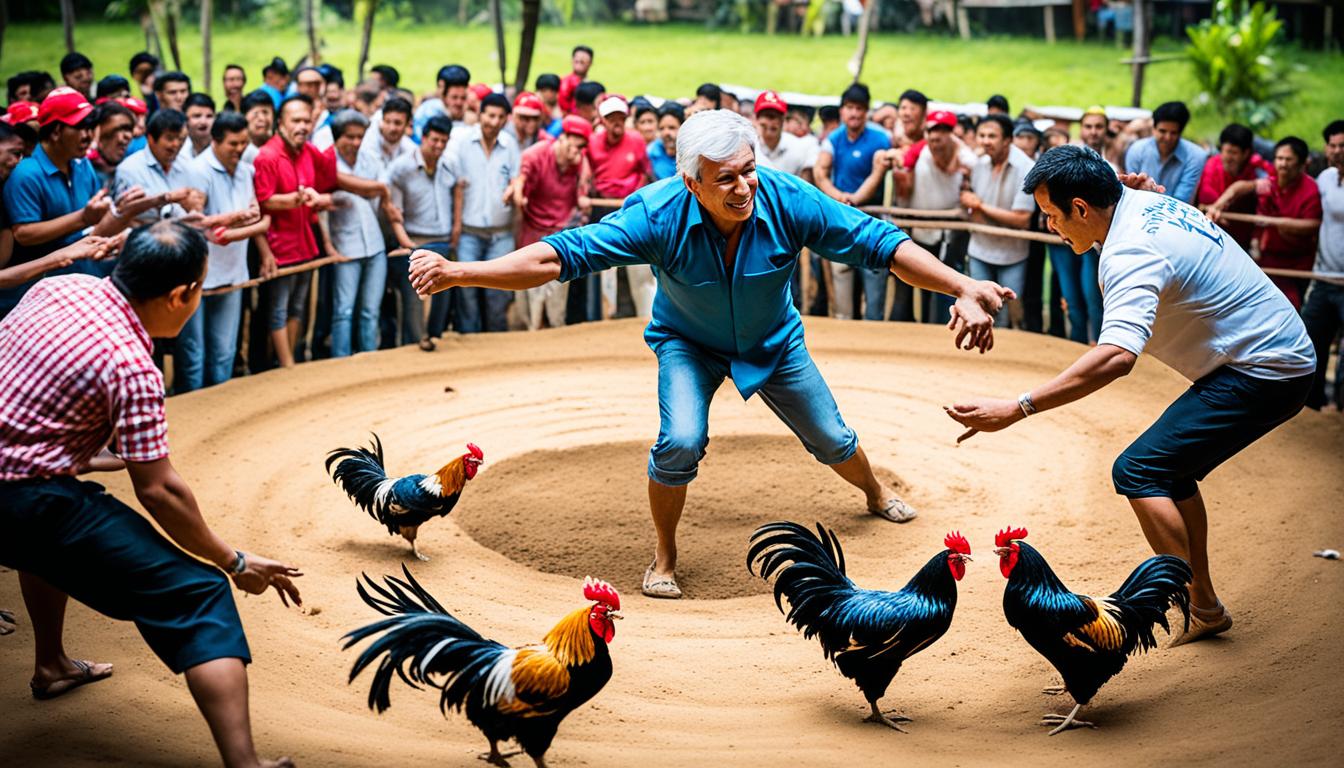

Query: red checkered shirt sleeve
left=107, top=351, right=170, bottom=463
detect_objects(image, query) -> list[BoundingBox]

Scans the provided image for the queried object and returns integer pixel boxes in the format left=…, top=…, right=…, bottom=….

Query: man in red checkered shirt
left=0, top=221, right=300, bottom=768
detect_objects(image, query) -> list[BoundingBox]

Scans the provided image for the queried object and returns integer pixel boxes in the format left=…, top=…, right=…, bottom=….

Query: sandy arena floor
left=2, top=318, right=1341, bottom=767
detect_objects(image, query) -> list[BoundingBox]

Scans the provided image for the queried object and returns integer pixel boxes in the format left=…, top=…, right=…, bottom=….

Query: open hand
left=230, top=552, right=303, bottom=607
left=1117, top=172, right=1165, bottom=195
left=943, top=398, right=1024, bottom=443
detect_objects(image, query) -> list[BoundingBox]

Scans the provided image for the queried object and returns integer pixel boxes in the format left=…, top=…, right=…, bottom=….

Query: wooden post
left=1072, top=0, right=1085, bottom=40
left=305, top=0, right=321, bottom=65
left=491, top=0, right=507, bottom=91
left=59, top=0, right=75, bottom=52
left=1130, top=0, right=1148, bottom=107
left=847, top=0, right=877, bottom=81
left=957, top=3, right=970, bottom=40
left=357, top=0, right=379, bottom=81
left=200, top=0, right=212, bottom=98
left=1044, top=5, right=1055, bottom=43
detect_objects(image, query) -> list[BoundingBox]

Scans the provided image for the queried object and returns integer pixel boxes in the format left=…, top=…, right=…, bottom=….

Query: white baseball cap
left=598, top=95, right=629, bottom=118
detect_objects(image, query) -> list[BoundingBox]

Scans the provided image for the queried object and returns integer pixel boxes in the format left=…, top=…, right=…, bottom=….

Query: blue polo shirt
left=647, top=139, right=678, bottom=180
left=258, top=83, right=285, bottom=110
left=823, top=125, right=890, bottom=200
left=1123, top=136, right=1207, bottom=205
left=543, top=167, right=909, bottom=398
left=1, top=145, right=103, bottom=313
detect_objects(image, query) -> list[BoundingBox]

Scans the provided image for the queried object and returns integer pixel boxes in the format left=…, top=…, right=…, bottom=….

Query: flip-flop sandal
left=30, top=659, right=113, bottom=700
left=1169, top=602, right=1233, bottom=648
left=869, top=498, right=917, bottom=523
left=642, top=562, right=682, bottom=599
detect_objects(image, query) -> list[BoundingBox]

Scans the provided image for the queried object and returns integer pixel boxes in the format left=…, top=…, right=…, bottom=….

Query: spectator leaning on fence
left=1196, top=123, right=1270, bottom=251
left=1123, top=100, right=1204, bottom=204
left=327, top=109, right=394, bottom=357
left=454, top=92, right=522, bottom=334
left=239, top=90, right=274, bottom=169
left=87, top=101, right=135, bottom=188
left=358, top=95, right=415, bottom=170
left=179, top=92, right=216, bottom=162
left=753, top=91, right=815, bottom=184
left=1300, top=119, right=1344, bottom=412
left=385, top=115, right=461, bottom=351
left=588, top=94, right=655, bottom=319
left=175, top=111, right=269, bottom=392
left=960, top=112, right=1036, bottom=327
left=112, top=108, right=202, bottom=228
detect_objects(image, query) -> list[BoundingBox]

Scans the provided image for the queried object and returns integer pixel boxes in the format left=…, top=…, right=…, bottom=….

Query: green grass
left=4, top=21, right=1340, bottom=142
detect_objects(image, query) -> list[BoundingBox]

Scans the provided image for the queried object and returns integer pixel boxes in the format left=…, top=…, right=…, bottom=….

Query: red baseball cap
left=469, top=83, right=493, bottom=102
left=560, top=115, right=592, bottom=141
left=116, top=96, right=149, bottom=116
left=754, top=90, right=788, bottom=116
left=925, top=109, right=957, bottom=130
left=3, top=101, right=40, bottom=126
left=513, top=92, right=544, bottom=117
left=38, top=87, right=94, bottom=128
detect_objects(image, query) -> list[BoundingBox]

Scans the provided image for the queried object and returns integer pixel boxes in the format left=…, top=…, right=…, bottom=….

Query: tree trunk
left=0, top=0, right=8, bottom=65
left=165, top=0, right=182, bottom=71
left=200, top=0, right=212, bottom=98
left=59, top=0, right=75, bottom=52
left=514, top=0, right=541, bottom=93
left=306, top=0, right=321, bottom=65
left=847, top=0, right=876, bottom=81
left=491, top=0, right=507, bottom=90
left=1130, top=0, right=1149, bottom=106
left=139, top=11, right=161, bottom=57
left=357, top=0, right=379, bottom=81
left=458, top=0, right=469, bottom=26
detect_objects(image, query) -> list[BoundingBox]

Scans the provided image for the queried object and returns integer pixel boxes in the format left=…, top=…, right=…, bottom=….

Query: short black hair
left=370, top=64, right=400, bottom=88
left=987, top=94, right=1010, bottom=113
left=976, top=113, right=1014, bottom=140
left=572, top=45, right=594, bottom=58
left=574, top=81, right=605, bottom=107
left=840, top=83, right=871, bottom=109
left=153, top=71, right=191, bottom=93
left=278, top=93, right=314, bottom=118
left=0, top=122, right=16, bottom=144
left=956, top=114, right=976, bottom=133
left=1151, top=101, right=1190, bottom=132
left=436, top=65, right=470, bottom=86
left=382, top=96, right=413, bottom=119
left=423, top=115, right=454, bottom=139
left=94, top=100, right=134, bottom=127
left=60, top=52, right=93, bottom=75
left=113, top=221, right=208, bottom=301
left=262, top=57, right=289, bottom=77
left=293, top=65, right=325, bottom=85
left=1323, top=119, right=1344, bottom=143
left=96, top=74, right=131, bottom=97
left=480, top=92, right=511, bottom=114
left=695, top=83, right=721, bottom=106
left=1022, top=145, right=1123, bottom=215
left=146, top=108, right=187, bottom=140
left=634, top=102, right=656, bottom=121
left=535, top=73, right=561, bottom=91
left=223, top=63, right=246, bottom=76
left=184, top=92, right=216, bottom=112
left=656, top=102, right=685, bottom=124
left=318, top=64, right=344, bottom=89
left=129, top=52, right=159, bottom=73
left=1218, top=123, right=1253, bottom=152
left=899, top=89, right=928, bottom=109
left=818, top=105, right=840, bottom=122
left=210, top=110, right=248, bottom=141
left=1274, top=136, right=1309, bottom=164
left=240, top=89, right=274, bottom=116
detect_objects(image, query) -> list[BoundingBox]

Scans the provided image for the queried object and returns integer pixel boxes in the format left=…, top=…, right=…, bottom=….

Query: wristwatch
left=1017, top=392, right=1038, bottom=418
left=230, top=550, right=246, bottom=575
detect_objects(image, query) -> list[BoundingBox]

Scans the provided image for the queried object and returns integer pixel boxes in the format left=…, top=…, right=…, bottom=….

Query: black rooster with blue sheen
left=994, top=525, right=1192, bottom=735
left=748, top=521, right=972, bottom=731
left=326, top=435, right=483, bottom=561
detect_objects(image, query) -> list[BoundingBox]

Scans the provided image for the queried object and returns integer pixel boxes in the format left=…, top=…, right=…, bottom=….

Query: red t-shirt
left=1257, top=173, right=1321, bottom=265
left=1196, top=153, right=1270, bottom=249
left=902, top=139, right=926, bottom=171
left=520, top=139, right=590, bottom=241
left=587, top=130, right=651, bottom=199
left=253, top=135, right=338, bottom=266
left=558, top=73, right=583, bottom=116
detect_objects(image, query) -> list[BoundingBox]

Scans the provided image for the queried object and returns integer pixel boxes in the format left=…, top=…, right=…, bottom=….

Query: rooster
left=343, top=569, right=621, bottom=768
left=326, top=435, right=483, bottom=561
left=747, top=521, right=971, bottom=731
left=994, top=526, right=1192, bottom=735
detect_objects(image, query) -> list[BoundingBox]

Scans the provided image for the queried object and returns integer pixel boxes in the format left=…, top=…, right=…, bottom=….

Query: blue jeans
left=1048, top=244, right=1102, bottom=344
left=860, top=267, right=888, bottom=321
left=455, top=231, right=515, bottom=333
left=175, top=290, right=243, bottom=393
left=330, top=253, right=388, bottom=357
left=647, top=337, right=858, bottom=487
left=968, top=257, right=1028, bottom=328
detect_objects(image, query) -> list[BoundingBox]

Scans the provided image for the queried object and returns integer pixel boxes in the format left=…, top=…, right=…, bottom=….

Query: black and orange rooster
left=748, top=521, right=972, bottom=731
left=995, top=526, right=1192, bottom=735
left=326, top=435, right=483, bottom=561
left=343, top=569, right=621, bottom=768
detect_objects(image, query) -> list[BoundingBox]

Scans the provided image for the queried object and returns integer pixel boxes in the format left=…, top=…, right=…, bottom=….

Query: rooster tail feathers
left=1110, top=554, right=1194, bottom=653
left=748, top=521, right=856, bottom=633
left=327, top=435, right=392, bottom=517
left=342, top=567, right=505, bottom=715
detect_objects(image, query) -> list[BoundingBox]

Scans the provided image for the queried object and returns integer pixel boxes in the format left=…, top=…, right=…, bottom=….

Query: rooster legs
left=478, top=741, right=522, bottom=767
left=864, top=700, right=911, bottom=732
left=1040, top=703, right=1096, bottom=736
left=400, top=526, right=429, bottom=562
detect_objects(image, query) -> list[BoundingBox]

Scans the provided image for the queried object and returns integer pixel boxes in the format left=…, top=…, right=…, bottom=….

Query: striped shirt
left=0, top=275, right=169, bottom=480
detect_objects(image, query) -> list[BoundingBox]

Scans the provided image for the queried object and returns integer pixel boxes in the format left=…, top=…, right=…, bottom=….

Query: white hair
left=675, top=109, right=758, bottom=181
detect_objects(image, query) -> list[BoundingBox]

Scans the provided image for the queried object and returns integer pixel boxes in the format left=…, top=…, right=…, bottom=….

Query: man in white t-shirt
left=946, top=146, right=1314, bottom=653
left=961, top=113, right=1035, bottom=325
left=753, top=91, right=815, bottom=183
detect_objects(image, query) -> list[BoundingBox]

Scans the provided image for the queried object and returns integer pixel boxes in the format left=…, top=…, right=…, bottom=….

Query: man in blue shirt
left=409, top=110, right=1013, bottom=599
left=815, top=83, right=892, bottom=321
left=258, top=58, right=289, bottom=110
left=1123, top=101, right=1206, bottom=204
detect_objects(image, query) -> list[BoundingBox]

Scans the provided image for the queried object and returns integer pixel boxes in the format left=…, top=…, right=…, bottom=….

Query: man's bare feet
left=30, top=658, right=114, bottom=700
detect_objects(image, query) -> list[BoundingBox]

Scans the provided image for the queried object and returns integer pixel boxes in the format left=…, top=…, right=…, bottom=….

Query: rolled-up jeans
left=330, top=252, right=388, bottom=357
left=647, top=336, right=858, bottom=487
left=174, top=290, right=244, bottom=393
left=455, top=229, right=515, bottom=332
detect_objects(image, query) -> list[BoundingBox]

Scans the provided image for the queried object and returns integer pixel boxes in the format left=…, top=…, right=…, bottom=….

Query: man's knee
left=648, top=427, right=708, bottom=487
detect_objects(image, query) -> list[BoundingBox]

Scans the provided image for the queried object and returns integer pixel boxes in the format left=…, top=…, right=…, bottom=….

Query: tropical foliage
left=1185, top=0, right=1293, bottom=133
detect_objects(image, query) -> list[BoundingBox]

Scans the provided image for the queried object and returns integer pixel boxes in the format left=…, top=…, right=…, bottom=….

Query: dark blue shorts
left=1112, top=366, right=1312, bottom=501
left=0, top=476, right=250, bottom=674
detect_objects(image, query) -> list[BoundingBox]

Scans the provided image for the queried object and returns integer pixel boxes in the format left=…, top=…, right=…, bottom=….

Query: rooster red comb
left=465, top=443, right=483, bottom=461
left=583, top=577, right=621, bottom=610
left=995, top=526, right=1028, bottom=548
left=943, top=531, right=971, bottom=555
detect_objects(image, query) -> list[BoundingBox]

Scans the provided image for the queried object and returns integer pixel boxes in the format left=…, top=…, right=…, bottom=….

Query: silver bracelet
left=1017, top=392, right=1037, bottom=417
left=230, top=550, right=246, bottom=575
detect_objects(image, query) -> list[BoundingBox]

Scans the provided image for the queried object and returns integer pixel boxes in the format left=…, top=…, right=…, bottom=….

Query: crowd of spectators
left=1, top=47, right=1340, bottom=409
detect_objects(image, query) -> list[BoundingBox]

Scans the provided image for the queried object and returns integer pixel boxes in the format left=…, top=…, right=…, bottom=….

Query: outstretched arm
left=409, top=240, right=562, bottom=295
left=944, top=343, right=1138, bottom=442
left=890, top=239, right=1016, bottom=353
